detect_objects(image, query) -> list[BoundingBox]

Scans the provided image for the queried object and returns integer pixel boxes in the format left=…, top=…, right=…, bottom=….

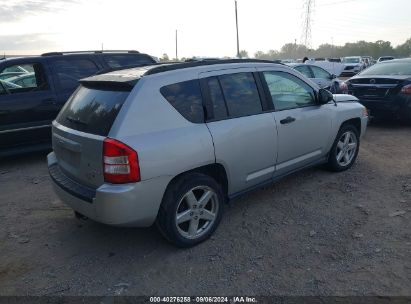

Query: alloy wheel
left=336, top=131, right=358, bottom=167
left=175, top=186, right=219, bottom=239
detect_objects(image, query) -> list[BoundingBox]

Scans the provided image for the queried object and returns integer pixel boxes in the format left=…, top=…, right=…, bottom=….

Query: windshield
left=359, top=61, right=411, bottom=76
left=343, top=57, right=360, bottom=63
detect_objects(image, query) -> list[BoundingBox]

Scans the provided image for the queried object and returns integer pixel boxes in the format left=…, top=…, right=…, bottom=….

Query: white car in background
left=304, top=58, right=346, bottom=77
left=287, top=63, right=348, bottom=93
left=377, top=56, right=395, bottom=63
left=341, top=56, right=366, bottom=76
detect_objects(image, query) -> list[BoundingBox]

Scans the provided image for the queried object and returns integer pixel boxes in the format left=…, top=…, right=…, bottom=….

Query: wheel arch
left=162, top=163, right=229, bottom=202
left=340, top=117, right=361, bottom=135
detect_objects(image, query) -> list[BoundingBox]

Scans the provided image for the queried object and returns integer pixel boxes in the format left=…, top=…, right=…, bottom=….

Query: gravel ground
left=0, top=123, right=410, bottom=296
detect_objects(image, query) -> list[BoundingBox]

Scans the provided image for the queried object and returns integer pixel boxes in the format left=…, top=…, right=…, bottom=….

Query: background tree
left=239, top=50, right=249, bottom=58
left=160, top=53, right=170, bottom=62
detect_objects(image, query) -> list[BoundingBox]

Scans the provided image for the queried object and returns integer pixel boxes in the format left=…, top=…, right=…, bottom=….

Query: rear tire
left=327, top=124, right=360, bottom=172
left=156, top=173, right=224, bottom=247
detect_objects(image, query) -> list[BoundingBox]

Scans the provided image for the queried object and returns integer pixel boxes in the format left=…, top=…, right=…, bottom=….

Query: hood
left=333, top=94, right=359, bottom=102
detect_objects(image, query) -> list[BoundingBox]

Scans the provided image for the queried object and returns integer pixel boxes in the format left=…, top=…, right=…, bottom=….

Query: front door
left=259, top=70, right=333, bottom=176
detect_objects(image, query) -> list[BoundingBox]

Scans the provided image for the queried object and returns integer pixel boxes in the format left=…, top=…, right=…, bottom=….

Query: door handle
left=280, top=116, right=296, bottom=124
left=42, top=98, right=57, bottom=105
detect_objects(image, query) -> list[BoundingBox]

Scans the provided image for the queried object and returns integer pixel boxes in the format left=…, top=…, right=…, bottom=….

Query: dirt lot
left=0, top=123, right=410, bottom=296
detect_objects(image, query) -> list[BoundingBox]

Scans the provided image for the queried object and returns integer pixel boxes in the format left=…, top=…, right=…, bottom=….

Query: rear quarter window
left=160, top=80, right=204, bottom=123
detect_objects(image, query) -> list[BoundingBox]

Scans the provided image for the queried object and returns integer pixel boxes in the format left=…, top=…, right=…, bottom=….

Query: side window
left=160, top=80, right=204, bottom=123
left=311, top=66, right=331, bottom=79
left=294, top=65, right=312, bottom=78
left=263, top=71, right=316, bottom=111
left=103, top=54, right=155, bottom=68
left=0, top=63, right=48, bottom=94
left=206, top=77, right=228, bottom=120
left=218, top=72, right=262, bottom=117
left=52, top=59, right=99, bottom=91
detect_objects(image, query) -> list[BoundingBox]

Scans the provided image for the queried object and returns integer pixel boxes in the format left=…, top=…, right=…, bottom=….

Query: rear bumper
left=47, top=152, right=171, bottom=227
left=356, top=96, right=411, bottom=119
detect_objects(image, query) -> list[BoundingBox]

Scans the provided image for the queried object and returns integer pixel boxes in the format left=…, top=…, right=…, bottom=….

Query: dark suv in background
left=0, top=50, right=156, bottom=156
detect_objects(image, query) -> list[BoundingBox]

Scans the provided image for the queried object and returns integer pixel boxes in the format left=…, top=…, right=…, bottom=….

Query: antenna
left=175, top=29, right=178, bottom=61
left=301, top=0, right=315, bottom=49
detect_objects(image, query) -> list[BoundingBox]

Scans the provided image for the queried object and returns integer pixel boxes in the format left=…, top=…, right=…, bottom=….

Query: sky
left=0, top=0, right=410, bottom=58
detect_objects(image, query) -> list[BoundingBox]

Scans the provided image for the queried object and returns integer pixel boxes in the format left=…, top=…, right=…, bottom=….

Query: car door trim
left=229, top=155, right=328, bottom=201
left=0, top=124, right=51, bottom=134
left=276, top=150, right=322, bottom=171
left=246, top=165, right=275, bottom=182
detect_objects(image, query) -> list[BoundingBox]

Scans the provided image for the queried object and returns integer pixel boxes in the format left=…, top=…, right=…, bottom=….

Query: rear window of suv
left=56, top=84, right=131, bottom=136
left=103, top=54, right=155, bottom=68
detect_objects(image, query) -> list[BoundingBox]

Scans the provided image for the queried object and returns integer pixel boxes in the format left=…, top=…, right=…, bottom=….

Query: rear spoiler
left=79, top=78, right=137, bottom=91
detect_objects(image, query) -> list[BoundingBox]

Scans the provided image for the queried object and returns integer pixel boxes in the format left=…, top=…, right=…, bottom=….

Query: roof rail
left=93, top=62, right=171, bottom=76
left=41, top=50, right=140, bottom=56
left=144, top=59, right=282, bottom=76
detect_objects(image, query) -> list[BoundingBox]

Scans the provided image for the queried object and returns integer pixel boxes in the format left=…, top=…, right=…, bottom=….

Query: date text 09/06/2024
left=149, top=296, right=258, bottom=303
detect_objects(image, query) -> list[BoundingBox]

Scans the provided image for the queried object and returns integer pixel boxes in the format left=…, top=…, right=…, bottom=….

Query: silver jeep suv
left=48, top=59, right=368, bottom=247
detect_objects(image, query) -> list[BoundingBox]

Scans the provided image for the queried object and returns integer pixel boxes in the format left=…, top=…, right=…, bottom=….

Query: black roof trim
left=41, top=50, right=140, bottom=56
left=93, top=61, right=181, bottom=76
left=144, top=59, right=283, bottom=76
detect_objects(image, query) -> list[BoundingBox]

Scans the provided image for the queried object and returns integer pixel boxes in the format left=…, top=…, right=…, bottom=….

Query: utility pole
left=235, top=0, right=240, bottom=58
left=175, top=30, right=178, bottom=61
left=294, top=38, right=297, bottom=59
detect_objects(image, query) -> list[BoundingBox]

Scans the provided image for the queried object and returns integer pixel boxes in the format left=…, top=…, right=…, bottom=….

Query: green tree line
left=253, top=38, right=411, bottom=60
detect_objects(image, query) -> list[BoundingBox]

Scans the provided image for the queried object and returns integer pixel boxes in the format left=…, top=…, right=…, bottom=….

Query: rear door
left=200, top=68, right=278, bottom=195
left=0, top=60, right=58, bottom=149
left=53, top=83, right=132, bottom=188
left=257, top=68, right=333, bottom=176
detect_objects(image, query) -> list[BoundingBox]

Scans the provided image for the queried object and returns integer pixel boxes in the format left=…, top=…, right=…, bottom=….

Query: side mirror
left=330, top=74, right=337, bottom=79
left=318, top=88, right=334, bottom=105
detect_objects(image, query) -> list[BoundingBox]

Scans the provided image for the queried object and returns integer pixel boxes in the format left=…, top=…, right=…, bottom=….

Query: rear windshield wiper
left=66, top=116, right=88, bottom=126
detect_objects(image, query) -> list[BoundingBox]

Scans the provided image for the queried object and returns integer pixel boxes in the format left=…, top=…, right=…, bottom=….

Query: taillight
left=103, top=138, right=140, bottom=184
left=400, top=84, right=411, bottom=94
left=340, top=82, right=348, bottom=94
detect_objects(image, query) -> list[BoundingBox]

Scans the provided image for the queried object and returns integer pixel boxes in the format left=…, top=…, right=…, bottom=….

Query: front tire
left=156, top=173, right=224, bottom=247
left=327, top=124, right=360, bottom=172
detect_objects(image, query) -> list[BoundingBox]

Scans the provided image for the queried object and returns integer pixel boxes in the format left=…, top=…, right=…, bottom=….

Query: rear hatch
left=52, top=73, right=138, bottom=188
